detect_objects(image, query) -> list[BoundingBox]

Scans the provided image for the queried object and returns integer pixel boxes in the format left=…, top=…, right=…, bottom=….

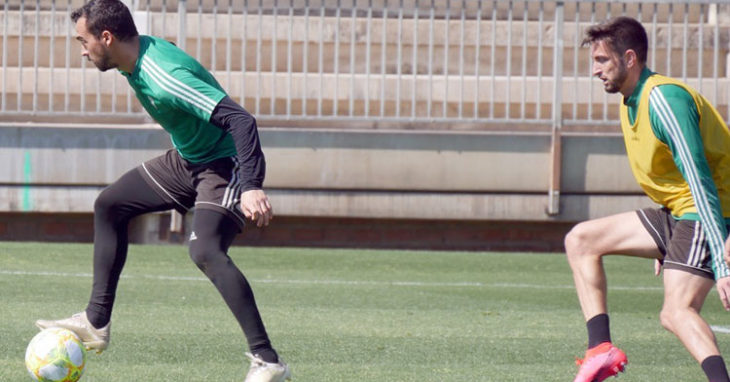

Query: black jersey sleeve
left=209, top=96, right=266, bottom=191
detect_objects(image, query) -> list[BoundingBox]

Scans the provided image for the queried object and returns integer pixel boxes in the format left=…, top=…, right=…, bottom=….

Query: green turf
left=1, top=241, right=728, bottom=381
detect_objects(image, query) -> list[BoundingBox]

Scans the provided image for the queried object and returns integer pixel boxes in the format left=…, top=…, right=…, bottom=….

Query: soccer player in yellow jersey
left=568, top=17, right=730, bottom=382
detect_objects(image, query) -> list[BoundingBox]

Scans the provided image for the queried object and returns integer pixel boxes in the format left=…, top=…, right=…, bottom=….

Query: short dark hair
left=582, top=16, right=648, bottom=65
left=71, top=0, right=138, bottom=42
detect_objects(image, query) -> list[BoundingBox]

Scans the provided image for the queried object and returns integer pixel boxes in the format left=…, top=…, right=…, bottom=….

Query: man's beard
left=90, top=52, right=115, bottom=72
left=603, top=62, right=628, bottom=94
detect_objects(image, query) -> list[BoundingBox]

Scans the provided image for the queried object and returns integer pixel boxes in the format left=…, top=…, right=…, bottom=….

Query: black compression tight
left=85, top=169, right=275, bottom=360
left=188, top=208, right=274, bottom=358
left=86, top=169, right=172, bottom=327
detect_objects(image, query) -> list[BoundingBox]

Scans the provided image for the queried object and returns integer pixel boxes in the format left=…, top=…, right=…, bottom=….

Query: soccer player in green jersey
left=567, top=17, right=730, bottom=382
left=34, top=1, right=290, bottom=381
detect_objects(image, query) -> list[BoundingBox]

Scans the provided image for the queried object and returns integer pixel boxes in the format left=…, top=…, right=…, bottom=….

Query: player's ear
left=101, top=30, right=113, bottom=47
left=624, top=49, right=637, bottom=68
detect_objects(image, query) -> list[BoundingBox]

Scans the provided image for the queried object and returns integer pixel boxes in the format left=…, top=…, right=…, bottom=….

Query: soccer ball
left=25, top=328, right=86, bottom=382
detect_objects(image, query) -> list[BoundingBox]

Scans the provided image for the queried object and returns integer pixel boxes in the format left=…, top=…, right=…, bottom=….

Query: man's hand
left=240, top=189, right=273, bottom=227
left=717, top=277, right=730, bottom=311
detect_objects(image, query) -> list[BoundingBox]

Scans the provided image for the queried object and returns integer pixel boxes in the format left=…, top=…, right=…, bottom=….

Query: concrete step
left=4, top=66, right=730, bottom=120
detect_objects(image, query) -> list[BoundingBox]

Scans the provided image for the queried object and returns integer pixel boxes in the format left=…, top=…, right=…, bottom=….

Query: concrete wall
left=0, top=123, right=651, bottom=222
left=0, top=122, right=651, bottom=249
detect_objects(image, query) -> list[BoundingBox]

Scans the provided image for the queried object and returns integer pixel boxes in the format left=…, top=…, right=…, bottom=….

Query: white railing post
left=178, top=0, right=187, bottom=51
left=548, top=1, right=564, bottom=216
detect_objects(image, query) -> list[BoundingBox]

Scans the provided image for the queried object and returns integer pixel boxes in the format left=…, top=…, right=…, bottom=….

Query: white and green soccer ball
left=25, top=327, right=86, bottom=382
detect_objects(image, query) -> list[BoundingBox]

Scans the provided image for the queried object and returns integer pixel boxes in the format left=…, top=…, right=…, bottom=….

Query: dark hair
left=582, top=16, right=648, bottom=65
left=70, top=0, right=138, bottom=42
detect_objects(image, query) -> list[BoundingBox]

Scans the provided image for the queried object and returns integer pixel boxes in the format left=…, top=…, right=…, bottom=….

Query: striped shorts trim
left=138, top=149, right=247, bottom=229
left=637, top=207, right=714, bottom=279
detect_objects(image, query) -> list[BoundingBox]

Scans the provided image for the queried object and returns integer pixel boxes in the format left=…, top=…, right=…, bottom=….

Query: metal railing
left=2, top=0, right=728, bottom=126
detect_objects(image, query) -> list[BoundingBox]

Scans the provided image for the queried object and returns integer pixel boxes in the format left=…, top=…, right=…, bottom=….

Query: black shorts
left=137, top=149, right=246, bottom=229
left=637, top=207, right=720, bottom=280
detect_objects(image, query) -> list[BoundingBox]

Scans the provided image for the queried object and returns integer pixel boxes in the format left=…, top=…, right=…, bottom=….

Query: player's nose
left=592, top=64, right=602, bottom=77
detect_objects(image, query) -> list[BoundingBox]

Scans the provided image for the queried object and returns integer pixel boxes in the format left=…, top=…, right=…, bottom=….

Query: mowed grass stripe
left=0, top=270, right=665, bottom=291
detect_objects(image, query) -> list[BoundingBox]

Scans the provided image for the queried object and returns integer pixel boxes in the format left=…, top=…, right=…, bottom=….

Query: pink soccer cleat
left=574, top=342, right=628, bottom=382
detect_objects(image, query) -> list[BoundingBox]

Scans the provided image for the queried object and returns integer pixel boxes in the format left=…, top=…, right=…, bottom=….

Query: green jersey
left=121, top=35, right=236, bottom=163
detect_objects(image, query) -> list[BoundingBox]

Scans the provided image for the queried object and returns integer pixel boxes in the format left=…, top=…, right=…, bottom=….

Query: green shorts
left=637, top=207, right=718, bottom=280
left=138, top=149, right=246, bottom=229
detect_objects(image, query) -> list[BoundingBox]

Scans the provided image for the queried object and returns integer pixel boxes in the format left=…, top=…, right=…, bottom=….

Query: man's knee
left=565, top=222, right=594, bottom=258
left=659, top=306, right=676, bottom=332
left=94, top=187, right=114, bottom=212
left=189, top=240, right=210, bottom=270
left=189, top=209, right=239, bottom=271
left=94, top=187, right=128, bottom=222
left=188, top=239, right=229, bottom=271
left=660, top=304, right=701, bottom=334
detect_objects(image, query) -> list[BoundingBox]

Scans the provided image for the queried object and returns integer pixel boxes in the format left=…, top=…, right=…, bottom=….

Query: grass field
left=2, top=241, right=729, bottom=381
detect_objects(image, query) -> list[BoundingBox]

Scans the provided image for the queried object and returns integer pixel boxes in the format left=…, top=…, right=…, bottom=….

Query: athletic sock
left=586, top=313, right=611, bottom=349
left=252, top=347, right=279, bottom=364
left=85, top=308, right=110, bottom=329
left=701, top=355, right=730, bottom=382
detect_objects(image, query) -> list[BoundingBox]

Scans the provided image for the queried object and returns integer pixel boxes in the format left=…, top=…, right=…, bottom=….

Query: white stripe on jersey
left=649, top=87, right=727, bottom=276
left=140, top=56, right=218, bottom=114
